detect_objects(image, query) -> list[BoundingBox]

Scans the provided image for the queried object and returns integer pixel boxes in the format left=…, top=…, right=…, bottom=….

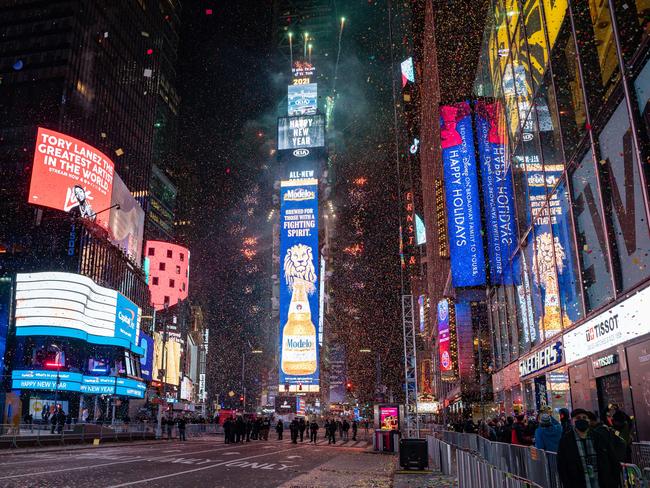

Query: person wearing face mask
left=557, top=408, right=622, bottom=487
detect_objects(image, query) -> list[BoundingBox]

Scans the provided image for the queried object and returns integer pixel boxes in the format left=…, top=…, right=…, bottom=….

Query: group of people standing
left=274, top=417, right=359, bottom=444
left=452, top=403, right=635, bottom=488
left=163, top=415, right=188, bottom=441
left=223, top=416, right=272, bottom=443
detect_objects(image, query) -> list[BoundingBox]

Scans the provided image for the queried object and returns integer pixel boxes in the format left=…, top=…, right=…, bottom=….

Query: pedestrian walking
left=534, top=413, right=562, bottom=452
left=262, top=417, right=270, bottom=440
left=337, top=420, right=343, bottom=439
left=177, top=416, right=187, bottom=441
left=298, top=417, right=306, bottom=442
left=235, top=416, right=244, bottom=443
left=223, top=417, right=232, bottom=444
left=276, top=419, right=284, bottom=440
left=290, top=419, right=299, bottom=444
left=245, top=418, right=252, bottom=442
left=342, top=419, right=350, bottom=441
left=352, top=420, right=358, bottom=441
left=328, top=419, right=337, bottom=445
left=166, top=416, right=174, bottom=440
left=557, top=408, right=622, bottom=488
left=310, top=420, right=319, bottom=443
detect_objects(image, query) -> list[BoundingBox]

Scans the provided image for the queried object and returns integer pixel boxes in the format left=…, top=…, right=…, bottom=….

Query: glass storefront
left=477, top=0, right=650, bottom=379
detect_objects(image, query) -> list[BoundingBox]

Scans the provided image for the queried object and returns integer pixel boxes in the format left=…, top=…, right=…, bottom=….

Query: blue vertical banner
left=279, top=178, right=320, bottom=391
left=475, top=100, right=518, bottom=284
left=440, top=102, right=486, bottom=287
left=139, top=332, right=154, bottom=381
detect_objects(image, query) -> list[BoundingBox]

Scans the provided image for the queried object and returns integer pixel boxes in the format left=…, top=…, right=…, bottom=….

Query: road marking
left=0, top=443, right=257, bottom=480
left=285, top=455, right=301, bottom=459
left=105, top=446, right=304, bottom=487
left=162, top=449, right=182, bottom=453
left=222, top=451, right=240, bottom=456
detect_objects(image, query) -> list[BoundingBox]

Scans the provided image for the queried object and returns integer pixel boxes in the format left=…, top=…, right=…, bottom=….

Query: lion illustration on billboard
left=284, top=244, right=316, bottom=293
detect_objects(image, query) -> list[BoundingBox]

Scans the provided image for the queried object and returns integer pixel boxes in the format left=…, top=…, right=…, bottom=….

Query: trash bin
left=399, top=438, right=428, bottom=470
left=374, top=429, right=399, bottom=452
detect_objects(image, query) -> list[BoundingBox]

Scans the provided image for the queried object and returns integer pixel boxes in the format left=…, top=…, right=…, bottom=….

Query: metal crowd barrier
left=457, top=448, right=545, bottom=488
left=438, top=431, right=561, bottom=488
left=0, top=422, right=221, bottom=449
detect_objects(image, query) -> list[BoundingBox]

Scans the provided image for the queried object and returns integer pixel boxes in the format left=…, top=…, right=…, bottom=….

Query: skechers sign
left=440, top=102, right=486, bottom=287
left=519, top=341, right=563, bottom=378
left=15, top=272, right=143, bottom=355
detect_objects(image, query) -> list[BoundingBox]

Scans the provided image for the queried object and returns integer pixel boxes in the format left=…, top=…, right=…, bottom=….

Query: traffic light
left=239, top=396, right=244, bottom=403
left=346, top=381, right=352, bottom=393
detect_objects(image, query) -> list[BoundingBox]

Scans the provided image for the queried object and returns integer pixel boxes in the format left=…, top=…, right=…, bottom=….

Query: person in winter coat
left=310, top=420, right=319, bottom=443
left=276, top=419, right=284, bottom=440
left=223, top=418, right=232, bottom=444
left=342, top=419, right=350, bottom=440
left=498, top=417, right=514, bottom=443
left=290, top=419, right=299, bottom=444
left=352, top=420, right=358, bottom=441
left=559, top=408, right=572, bottom=433
left=557, top=408, right=622, bottom=488
left=177, top=416, right=187, bottom=441
left=298, top=418, right=306, bottom=442
left=511, top=415, right=533, bottom=445
left=534, top=414, right=562, bottom=452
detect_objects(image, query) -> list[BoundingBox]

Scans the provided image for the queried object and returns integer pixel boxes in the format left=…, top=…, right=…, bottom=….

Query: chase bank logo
left=293, top=148, right=310, bottom=158
left=118, top=309, right=136, bottom=329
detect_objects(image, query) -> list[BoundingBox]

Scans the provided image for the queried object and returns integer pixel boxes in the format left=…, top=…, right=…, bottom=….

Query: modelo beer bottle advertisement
left=279, top=178, right=320, bottom=390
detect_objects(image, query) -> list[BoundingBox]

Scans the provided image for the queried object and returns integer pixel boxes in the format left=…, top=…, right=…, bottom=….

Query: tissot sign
left=519, top=341, right=563, bottom=378
left=564, top=286, right=650, bottom=363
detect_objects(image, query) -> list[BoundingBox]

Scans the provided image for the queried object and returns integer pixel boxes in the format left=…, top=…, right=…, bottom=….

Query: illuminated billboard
left=288, top=83, right=318, bottom=116
left=440, top=102, right=486, bottom=287
left=277, top=115, right=325, bottom=151
left=139, top=332, right=154, bottom=381
left=279, top=178, right=319, bottom=392
left=153, top=331, right=182, bottom=386
left=15, top=272, right=143, bottom=354
left=145, top=241, right=190, bottom=310
left=292, top=60, right=315, bottom=84
left=12, top=370, right=146, bottom=398
left=109, top=173, right=145, bottom=264
left=475, top=100, right=517, bottom=284
left=438, top=299, right=457, bottom=380
left=401, top=57, right=415, bottom=87
left=29, top=128, right=115, bottom=230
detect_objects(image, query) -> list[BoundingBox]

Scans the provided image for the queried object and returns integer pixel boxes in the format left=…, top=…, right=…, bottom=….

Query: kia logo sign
left=293, top=149, right=310, bottom=157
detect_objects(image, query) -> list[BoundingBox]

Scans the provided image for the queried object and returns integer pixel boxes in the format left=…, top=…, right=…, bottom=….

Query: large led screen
left=288, top=83, right=318, bottom=116
left=12, top=370, right=146, bottom=398
left=279, top=178, right=319, bottom=392
left=15, top=272, right=143, bottom=354
left=277, top=115, right=325, bottom=151
left=440, top=102, right=486, bottom=287
left=475, top=100, right=517, bottom=284
left=29, top=128, right=115, bottom=229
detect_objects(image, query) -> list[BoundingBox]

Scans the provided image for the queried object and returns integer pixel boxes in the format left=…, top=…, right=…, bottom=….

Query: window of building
left=169, top=279, right=175, bottom=288
left=571, top=0, right=620, bottom=121
left=148, top=247, right=155, bottom=256
left=598, top=99, right=650, bottom=292
left=570, top=149, right=615, bottom=311
left=610, top=1, right=648, bottom=68
left=167, top=249, right=173, bottom=258
left=525, top=230, right=545, bottom=346
left=176, top=265, right=181, bottom=274
left=164, top=296, right=170, bottom=305
left=182, top=282, right=186, bottom=291
left=159, top=262, right=166, bottom=271
left=549, top=20, right=587, bottom=160
left=633, top=57, right=650, bottom=145
left=152, top=277, right=159, bottom=285
left=180, top=253, right=184, bottom=261
left=552, top=179, right=585, bottom=325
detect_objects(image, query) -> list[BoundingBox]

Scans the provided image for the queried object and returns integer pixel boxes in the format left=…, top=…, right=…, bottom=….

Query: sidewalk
left=277, top=451, right=395, bottom=488
left=392, top=460, right=458, bottom=488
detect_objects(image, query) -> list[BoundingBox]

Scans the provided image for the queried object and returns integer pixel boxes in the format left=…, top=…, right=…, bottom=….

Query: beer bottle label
left=283, top=335, right=316, bottom=363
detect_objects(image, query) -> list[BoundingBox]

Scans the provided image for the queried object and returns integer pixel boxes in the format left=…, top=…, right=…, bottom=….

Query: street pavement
left=0, top=435, right=381, bottom=488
